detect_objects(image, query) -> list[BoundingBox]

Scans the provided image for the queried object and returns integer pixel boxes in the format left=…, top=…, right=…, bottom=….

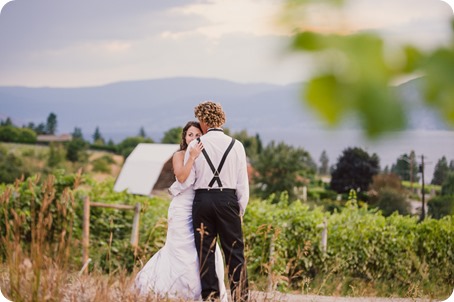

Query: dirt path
left=251, top=291, right=447, bottom=302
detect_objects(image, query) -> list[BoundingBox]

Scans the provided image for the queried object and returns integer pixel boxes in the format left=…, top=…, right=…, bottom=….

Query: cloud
left=0, top=0, right=452, bottom=87
left=166, top=0, right=285, bottom=39
left=283, top=0, right=452, bottom=48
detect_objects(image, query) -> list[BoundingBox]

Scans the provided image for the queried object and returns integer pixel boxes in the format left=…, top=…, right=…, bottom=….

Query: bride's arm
left=172, top=141, right=203, bottom=183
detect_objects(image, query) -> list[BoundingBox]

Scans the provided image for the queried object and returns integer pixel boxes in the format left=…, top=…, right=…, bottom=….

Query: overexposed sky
left=0, top=0, right=452, bottom=87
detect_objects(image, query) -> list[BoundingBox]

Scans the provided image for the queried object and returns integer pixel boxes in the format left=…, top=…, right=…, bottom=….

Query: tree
left=432, top=156, right=450, bottom=185
left=34, top=122, right=47, bottom=135
left=373, top=188, right=411, bottom=217
left=138, top=126, right=147, bottom=138
left=253, top=141, right=316, bottom=203
left=117, top=136, right=154, bottom=158
left=161, top=127, right=182, bottom=144
left=281, top=0, right=454, bottom=138
left=92, top=126, right=105, bottom=145
left=391, top=151, right=419, bottom=182
left=46, top=112, right=57, bottom=135
left=318, top=150, right=329, bottom=176
left=65, top=138, right=89, bottom=163
left=72, top=127, right=84, bottom=140
left=428, top=195, right=454, bottom=219
left=0, top=117, right=13, bottom=126
left=441, top=172, right=454, bottom=196
left=330, top=147, right=380, bottom=194
left=232, top=130, right=263, bottom=163
left=47, top=142, right=66, bottom=168
left=368, top=173, right=410, bottom=216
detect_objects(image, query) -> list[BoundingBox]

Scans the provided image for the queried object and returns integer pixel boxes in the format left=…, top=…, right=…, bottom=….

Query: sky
left=0, top=0, right=453, bottom=88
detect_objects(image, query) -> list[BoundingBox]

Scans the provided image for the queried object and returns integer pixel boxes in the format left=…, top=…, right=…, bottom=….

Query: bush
left=0, top=145, right=30, bottom=184
left=371, top=187, right=411, bottom=216
left=0, top=126, right=19, bottom=142
left=91, top=155, right=114, bottom=173
left=17, top=127, right=37, bottom=143
left=65, top=138, right=89, bottom=163
left=428, top=195, right=454, bottom=219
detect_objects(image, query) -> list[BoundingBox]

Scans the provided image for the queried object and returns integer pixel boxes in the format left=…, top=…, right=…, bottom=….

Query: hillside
left=0, top=77, right=449, bottom=144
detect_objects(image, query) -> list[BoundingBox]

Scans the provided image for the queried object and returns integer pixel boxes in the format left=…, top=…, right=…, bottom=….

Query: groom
left=184, top=101, right=249, bottom=301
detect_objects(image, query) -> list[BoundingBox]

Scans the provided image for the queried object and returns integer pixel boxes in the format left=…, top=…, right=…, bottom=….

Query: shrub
left=428, top=195, right=454, bottom=219
left=371, top=187, right=411, bottom=216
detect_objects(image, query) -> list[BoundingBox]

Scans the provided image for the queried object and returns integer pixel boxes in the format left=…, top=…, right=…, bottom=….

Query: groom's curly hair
left=194, top=101, right=226, bottom=128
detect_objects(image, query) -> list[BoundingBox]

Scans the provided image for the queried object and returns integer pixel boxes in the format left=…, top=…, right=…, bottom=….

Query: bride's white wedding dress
left=134, top=181, right=228, bottom=301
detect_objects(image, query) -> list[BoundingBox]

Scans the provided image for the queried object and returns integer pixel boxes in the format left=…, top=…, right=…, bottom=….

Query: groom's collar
left=207, top=128, right=223, bottom=133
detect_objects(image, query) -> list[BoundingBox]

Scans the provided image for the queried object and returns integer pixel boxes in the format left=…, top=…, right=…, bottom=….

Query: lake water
left=259, top=129, right=454, bottom=183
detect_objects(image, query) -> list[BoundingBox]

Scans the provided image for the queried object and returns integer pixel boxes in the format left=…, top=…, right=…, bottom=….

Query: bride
left=134, top=121, right=227, bottom=301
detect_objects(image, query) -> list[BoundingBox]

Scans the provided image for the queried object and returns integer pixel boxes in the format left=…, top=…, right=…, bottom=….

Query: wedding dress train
left=134, top=182, right=227, bottom=301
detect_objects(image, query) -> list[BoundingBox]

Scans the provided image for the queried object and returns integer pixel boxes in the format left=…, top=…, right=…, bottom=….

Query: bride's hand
left=189, top=141, right=204, bottom=160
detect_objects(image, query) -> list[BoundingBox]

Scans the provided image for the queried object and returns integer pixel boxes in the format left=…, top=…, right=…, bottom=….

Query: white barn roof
left=114, top=143, right=179, bottom=195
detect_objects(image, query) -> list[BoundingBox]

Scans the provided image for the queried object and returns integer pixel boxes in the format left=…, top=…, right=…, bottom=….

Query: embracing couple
left=134, top=101, right=249, bottom=302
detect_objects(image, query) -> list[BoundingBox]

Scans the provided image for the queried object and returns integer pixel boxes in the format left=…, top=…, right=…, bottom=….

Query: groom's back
left=193, top=131, right=245, bottom=190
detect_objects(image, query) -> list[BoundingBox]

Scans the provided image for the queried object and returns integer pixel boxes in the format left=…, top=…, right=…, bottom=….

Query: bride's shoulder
left=173, top=150, right=185, bottom=160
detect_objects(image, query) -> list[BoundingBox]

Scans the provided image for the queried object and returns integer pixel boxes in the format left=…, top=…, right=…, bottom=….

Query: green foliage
left=0, top=172, right=80, bottom=260
left=294, top=32, right=407, bottom=137
left=244, top=197, right=453, bottom=296
left=371, top=187, right=411, bottom=217
left=0, top=144, right=30, bottom=184
left=92, top=126, right=105, bottom=145
left=65, top=138, right=89, bottom=163
left=1, top=171, right=452, bottom=298
left=138, top=126, right=147, bottom=138
left=318, top=150, right=329, bottom=175
left=45, top=112, right=58, bottom=135
left=441, top=172, right=454, bottom=196
left=117, top=136, right=154, bottom=158
left=232, top=130, right=263, bottom=162
left=17, top=127, right=38, bottom=143
left=253, top=141, right=316, bottom=202
left=0, top=125, right=37, bottom=144
left=47, top=142, right=66, bottom=168
left=0, top=125, right=19, bottom=142
left=91, top=155, right=114, bottom=173
left=432, top=156, right=450, bottom=185
left=391, top=151, right=420, bottom=182
left=368, top=173, right=410, bottom=216
left=72, top=127, right=84, bottom=140
left=428, top=195, right=454, bottom=219
left=330, top=147, right=380, bottom=194
left=161, top=126, right=182, bottom=144
left=283, top=0, right=454, bottom=138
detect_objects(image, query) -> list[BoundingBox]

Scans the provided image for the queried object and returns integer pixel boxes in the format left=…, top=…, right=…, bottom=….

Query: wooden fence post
left=82, top=196, right=90, bottom=274
left=130, top=203, right=141, bottom=247
left=321, top=218, right=328, bottom=254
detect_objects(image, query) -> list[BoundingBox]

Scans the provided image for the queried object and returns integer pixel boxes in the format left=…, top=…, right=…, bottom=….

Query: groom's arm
left=235, top=142, right=249, bottom=216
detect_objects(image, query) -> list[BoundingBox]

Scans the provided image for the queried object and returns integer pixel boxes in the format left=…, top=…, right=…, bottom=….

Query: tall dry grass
left=0, top=175, right=283, bottom=302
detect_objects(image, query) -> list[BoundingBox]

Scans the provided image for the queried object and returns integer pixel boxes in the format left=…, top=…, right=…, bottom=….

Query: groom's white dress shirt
left=182, top=129, right=249, bottom=216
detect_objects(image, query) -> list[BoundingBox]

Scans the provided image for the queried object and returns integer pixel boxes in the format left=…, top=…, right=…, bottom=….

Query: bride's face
left=185, top=126, right=202, bottom=145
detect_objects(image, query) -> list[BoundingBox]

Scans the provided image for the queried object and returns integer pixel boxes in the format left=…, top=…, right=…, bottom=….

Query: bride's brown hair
left=180, top=121, right=202, bottom=151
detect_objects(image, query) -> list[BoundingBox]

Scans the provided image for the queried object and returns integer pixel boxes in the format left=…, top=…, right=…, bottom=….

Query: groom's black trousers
left=193, top=189, right=249, bottom=301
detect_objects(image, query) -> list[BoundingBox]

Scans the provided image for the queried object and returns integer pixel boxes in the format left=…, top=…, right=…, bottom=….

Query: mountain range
left=0, top=76, right=450, bottom=145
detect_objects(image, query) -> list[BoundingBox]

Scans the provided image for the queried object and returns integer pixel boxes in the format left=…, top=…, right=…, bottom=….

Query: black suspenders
left=197, top=137, right=236, bottom=189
